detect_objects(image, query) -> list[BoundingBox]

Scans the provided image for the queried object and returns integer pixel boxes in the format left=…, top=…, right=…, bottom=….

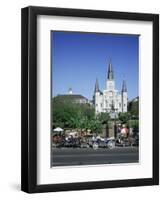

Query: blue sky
left=52, top=31, right=139, bottom=101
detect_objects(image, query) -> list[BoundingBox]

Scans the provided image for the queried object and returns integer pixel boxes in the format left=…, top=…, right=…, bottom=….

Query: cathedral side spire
left=108, top=59, right=114, bottom=80
left=122, top=80, right=127, bottom=92
left=94, top=78, right=100, bottom=93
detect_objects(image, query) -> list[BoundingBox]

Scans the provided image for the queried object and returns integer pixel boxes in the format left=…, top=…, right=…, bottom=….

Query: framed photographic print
left=21, top=6, right=159, bottom=193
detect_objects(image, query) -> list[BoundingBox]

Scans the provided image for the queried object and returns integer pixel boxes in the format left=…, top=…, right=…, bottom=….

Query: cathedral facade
left=93, top=60, right=128, bottom=114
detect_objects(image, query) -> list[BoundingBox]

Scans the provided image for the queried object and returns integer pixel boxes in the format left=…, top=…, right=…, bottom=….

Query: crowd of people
left=52, top=124, right=139, bottom=149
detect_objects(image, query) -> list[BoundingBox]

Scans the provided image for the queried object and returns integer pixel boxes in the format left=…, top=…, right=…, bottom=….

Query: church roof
left=57, top=94, right=88, bottom=101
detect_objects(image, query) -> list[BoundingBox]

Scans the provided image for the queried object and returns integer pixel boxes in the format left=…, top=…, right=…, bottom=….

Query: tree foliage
left=127, top=119, right=139, bottom=129
left=52, top=96, right=102, bottom=133
left=118, top=112, right=131, bottom=123
left=128, top=97, right=139, bottom=118
left=97, top=112, right=110, bottom=124
left=52, top=96, right=139, bottom=134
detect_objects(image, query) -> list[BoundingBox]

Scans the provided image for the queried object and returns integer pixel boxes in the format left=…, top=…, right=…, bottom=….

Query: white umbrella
left=53, top=127, right=63, bottom=132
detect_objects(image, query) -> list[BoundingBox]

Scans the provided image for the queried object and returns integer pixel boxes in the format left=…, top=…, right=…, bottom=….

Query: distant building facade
left=56, top=88, right=90, bottom=104
left=93, top=60, right=128, bottom=114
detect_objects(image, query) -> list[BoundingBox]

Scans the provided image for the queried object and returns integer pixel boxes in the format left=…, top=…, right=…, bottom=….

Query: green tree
left=88, top=118, right=102, bottom=134
left=52, top=96, right=95, bottom=130
left=127, top=119, right=139, bottom=129
left=97, top=112, right=110, bottom=124
left=128, top=97, right=139, bottom=118
left=118, top=112, right=131, bottom=124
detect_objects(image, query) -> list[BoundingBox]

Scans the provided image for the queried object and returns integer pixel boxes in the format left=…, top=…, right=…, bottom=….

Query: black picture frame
left=21, top=6, right=159, bottom=193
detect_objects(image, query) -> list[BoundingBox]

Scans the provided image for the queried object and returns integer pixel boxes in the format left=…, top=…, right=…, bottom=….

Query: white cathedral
left=93, top=60, right=128, bottom=115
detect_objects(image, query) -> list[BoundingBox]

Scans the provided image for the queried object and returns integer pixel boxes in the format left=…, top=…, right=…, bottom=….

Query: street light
left=114, top=109, right=117, bottom=139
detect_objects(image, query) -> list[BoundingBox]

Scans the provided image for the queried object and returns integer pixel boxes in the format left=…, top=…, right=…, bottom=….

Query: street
left=51, top=147, right=139, bottom=166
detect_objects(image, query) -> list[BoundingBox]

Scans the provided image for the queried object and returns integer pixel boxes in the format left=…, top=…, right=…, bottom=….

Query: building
left=56, top=88, right=90, bottom=104
left=93, top=60, right=128, bottom=115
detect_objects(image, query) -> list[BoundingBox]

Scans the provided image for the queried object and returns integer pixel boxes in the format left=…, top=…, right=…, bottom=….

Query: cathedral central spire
left=108, top=59, right=114, bottom=80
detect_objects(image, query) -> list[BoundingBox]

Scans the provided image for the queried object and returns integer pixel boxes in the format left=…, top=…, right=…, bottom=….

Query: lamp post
left=114, top=110, right=117, bottom=139
left=106, top=122, right=109, bottom=138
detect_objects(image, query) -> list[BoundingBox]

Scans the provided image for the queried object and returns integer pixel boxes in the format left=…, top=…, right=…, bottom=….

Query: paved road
left=51, top=147, right=139, bottom=166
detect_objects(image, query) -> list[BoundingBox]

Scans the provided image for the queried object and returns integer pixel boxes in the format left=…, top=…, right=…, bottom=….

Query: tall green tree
left=52, top=96, right=95, bottom=130
left=97, top=112, right=110, bottom=124
left=118, top=112, right=131, bottom=124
